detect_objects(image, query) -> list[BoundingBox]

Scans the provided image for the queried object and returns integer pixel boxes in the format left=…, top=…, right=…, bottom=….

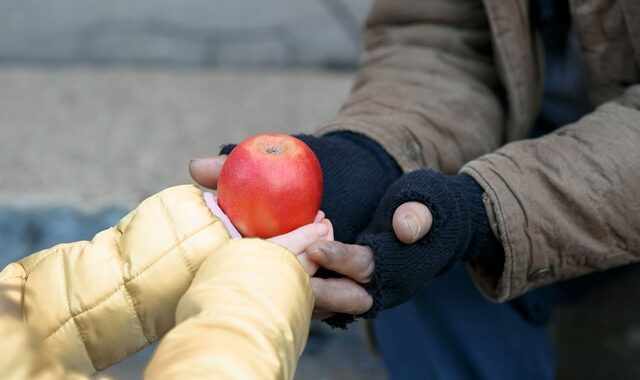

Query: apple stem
left=266, top=147, right=283, bottom=154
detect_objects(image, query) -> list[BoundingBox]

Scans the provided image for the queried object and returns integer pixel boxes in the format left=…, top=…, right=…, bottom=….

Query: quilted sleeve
left=0, top=314, right=87, bottom=380
left=0, top=185, right=231, bottom=375
left=144, top=239, right=314, bottom=380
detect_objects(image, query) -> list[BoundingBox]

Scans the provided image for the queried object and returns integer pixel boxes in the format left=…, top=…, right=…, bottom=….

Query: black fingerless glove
left=221, top=133, right=402, bottom=243
left=356, top=170, right=503, bottom=320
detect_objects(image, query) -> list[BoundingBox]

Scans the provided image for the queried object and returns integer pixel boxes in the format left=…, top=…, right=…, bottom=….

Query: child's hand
left=204, top=192, right=242, bottom=238
left=269, top=211, right=334, bottom=275
left=205, top=192, right=333, bottom=275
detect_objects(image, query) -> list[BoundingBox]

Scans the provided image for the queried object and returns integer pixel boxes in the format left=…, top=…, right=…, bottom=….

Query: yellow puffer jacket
left=0, top=185, right=313, bottom=380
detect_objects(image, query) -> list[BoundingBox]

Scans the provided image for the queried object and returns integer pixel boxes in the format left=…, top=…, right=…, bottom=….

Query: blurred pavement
left=0, top=67, right=353, bottom=210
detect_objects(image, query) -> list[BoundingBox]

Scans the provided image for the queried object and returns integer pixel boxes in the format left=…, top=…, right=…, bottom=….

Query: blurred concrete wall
left=0, top=0, right=372, bottom=68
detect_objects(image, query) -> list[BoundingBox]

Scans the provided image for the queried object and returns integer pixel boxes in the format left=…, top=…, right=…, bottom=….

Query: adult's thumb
left=392, top=201, right=433, bottom=244
left=189, top=155, right=227, bottom=189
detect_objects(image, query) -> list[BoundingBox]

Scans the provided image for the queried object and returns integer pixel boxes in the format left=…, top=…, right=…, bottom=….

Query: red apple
left=217, top=134, right=323, bottom=239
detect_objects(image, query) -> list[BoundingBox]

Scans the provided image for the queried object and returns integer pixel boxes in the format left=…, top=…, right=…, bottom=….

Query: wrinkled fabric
left=318, top=0, right=640, bottom=301
left=0, top=185, right=312, bottom=379
left=145, top=239, right=312, bottom=379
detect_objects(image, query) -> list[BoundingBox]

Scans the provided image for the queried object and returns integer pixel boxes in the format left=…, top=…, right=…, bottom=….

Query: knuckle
left=310, top=279, right=329, bottom=306
left=307, top=245, right=327, bottom=263
left=302, top=230, right=315, bottom=245
left=358, top=260, right=375, bottom=284
left=346, top=291, right=373, bottom=315
left=315, top=242, right=340, bottom=264
left=359, top=295, right=374, bottom=314
left=332, top=278, right=371, bottom=315
left=321, top=242, right=340, bottom=262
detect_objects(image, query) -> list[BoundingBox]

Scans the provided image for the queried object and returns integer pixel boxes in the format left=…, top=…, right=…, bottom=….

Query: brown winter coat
left=319, top=0, right=640, bottom=301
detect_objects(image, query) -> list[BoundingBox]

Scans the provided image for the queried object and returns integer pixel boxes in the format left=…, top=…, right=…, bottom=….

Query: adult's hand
left=303, top=202, right=432, bottom=324
left=352, top=170, right=502, bottom=321
left=189, top=155, right=227, bottom=190
left=304, top=241, right=374, bottom=321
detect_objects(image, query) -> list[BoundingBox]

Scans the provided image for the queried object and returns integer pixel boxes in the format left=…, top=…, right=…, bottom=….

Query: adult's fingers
left=392, top=201, right=433, bottom=244
left=307, top=241, right=374, bottom=283
left=189, top=155, right=227, bottom=189
left=311, top=308, right=335, bottom=321
left=297, top=218, right=334, bottom=275
left=311, top=277, right=373, bottom=316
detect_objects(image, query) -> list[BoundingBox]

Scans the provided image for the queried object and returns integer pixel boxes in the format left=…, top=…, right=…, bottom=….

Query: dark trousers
left=372, top=264, right=556, bottom=380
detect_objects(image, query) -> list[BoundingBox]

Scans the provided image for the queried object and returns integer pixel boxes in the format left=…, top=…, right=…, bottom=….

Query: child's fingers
left=320, top=218, right=334, bottom=241
left=268, top=217, right=330, bottom=275
left=203, top=193, right=242, bottom=238
left=311, top=309, right=335, bottom=321
left=313, top=210, right=326, bottom=223
left=294, top=252, right=319, bottom=276
left=268, top=223, right=329, bottom=255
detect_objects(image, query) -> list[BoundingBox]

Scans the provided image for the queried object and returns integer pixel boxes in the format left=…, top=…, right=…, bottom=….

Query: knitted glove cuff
left=220, top=144, right=235, bottom=155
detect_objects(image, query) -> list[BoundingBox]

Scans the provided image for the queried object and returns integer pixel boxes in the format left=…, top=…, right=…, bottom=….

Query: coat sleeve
left=462, top=85, right=640, bottom=301
left=0, top=185, right=231, bottom=375
left=0, top=314, right=88, bottom=380
left=318, top=0, right=505, bottom=174
left=144, top=239, right=313, bottom=380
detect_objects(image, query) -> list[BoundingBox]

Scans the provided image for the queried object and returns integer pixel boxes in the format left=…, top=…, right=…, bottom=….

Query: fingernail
left=189, top=158, right=204, bottom=170
left=316, top=223, right=329, bottom=236
left=404, top=216, right=418, bottom=241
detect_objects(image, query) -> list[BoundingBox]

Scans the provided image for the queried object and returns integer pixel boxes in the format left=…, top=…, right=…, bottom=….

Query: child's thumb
left=269, top=222, right=329, bottom=255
